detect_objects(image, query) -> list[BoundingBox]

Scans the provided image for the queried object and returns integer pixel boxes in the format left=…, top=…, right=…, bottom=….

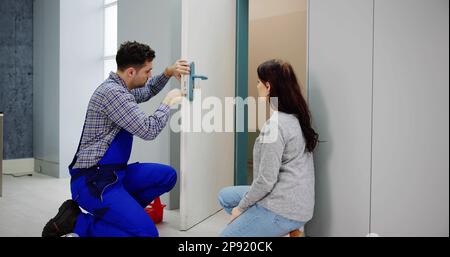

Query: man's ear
left=126, top=67, right=136, bottom=77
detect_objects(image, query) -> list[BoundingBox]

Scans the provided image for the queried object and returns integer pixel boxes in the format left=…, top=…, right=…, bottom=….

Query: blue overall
left=69, top=129, right=177, bottom=237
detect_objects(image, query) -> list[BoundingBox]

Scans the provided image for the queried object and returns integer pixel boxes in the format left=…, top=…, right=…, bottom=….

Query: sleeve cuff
left=162, top=71, right=171, bottom=79
left=158, top=103, right=171, bottom=113
left=236, top=206, right=246, bottom=213
left=237, top=200, right=250, bottom=212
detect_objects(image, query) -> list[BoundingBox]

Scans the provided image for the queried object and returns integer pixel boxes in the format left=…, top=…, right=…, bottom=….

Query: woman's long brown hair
left=257, top=59, right=319, bottom=152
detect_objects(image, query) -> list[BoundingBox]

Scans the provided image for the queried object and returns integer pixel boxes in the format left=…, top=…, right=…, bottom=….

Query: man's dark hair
left=116, top=41, right=156, bottom=71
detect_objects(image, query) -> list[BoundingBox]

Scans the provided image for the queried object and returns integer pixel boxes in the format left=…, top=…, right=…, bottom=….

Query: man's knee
left=162, top=165, right=177, bottom=190
left=139, top=220, right=159, bottom=237
left=126, top=214, right=159, bottom=237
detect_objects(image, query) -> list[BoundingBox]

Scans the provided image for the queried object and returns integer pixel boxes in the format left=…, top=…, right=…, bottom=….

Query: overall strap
left=68, top=113, right=88, bottom=170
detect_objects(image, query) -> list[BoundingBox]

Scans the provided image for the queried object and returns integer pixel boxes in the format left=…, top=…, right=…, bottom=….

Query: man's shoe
left=61, top=233, right=80, bottom=237
left=42, top=200, right=81, bottom=237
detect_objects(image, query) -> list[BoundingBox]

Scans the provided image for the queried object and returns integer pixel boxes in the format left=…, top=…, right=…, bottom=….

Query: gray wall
left=0, top=0, right=33, bottom=160
left=118, top=0, right=181, bottom=208
left=307, top=0, right=449, bottom=236
left=307, top=0, right=373, bottom=236
left=371, top=0, right=449, bottom=236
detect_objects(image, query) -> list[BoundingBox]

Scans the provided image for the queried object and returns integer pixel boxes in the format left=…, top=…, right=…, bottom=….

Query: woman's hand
left=228, top=207, right=243, bottom=224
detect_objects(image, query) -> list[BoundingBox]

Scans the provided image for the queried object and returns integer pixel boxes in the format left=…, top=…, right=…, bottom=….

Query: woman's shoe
left=289, top=229, right=304, bottom=237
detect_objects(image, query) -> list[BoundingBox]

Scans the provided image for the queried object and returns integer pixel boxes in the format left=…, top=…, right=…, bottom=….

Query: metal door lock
left=188, top=62, right=208, bottom=101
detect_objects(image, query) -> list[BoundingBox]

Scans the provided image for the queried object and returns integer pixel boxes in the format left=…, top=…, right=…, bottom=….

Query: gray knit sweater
left=238, top=111, right=315, bottom=222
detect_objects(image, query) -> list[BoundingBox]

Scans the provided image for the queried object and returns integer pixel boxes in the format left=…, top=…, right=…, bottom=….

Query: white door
left=179, top=0, right=236, bottom=231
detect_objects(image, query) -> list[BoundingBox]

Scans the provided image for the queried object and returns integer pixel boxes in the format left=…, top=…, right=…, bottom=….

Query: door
left=179, top=0, right=236, bottom=231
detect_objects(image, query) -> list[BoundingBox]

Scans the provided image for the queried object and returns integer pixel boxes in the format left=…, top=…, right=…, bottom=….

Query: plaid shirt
left=72, top=72, right=171, bottom=169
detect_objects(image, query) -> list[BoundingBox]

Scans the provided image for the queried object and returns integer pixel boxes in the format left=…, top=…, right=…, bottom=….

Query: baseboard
left=2, top=158, right=61, bottom=178
left=2, top=158, right=35, bottom=175
left=34, top=159, right=60, bottom=178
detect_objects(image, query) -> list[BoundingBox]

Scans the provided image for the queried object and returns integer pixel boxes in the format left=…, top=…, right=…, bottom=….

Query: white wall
left=34, top=0, right=179, bottom=179
left=59, top=0, right=104, bottom=178
left=118, top=0, right=180, bottom=165
left=118, top=0, right=181, bottom=207
left=33, top=0, right=60, bottom=173
left=34, top=0, right=104, bottom=178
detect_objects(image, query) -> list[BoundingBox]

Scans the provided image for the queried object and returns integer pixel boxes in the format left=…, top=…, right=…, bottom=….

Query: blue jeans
left=218, top=186, right=305, bottom=237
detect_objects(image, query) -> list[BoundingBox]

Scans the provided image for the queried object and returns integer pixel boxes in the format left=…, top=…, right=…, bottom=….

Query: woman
left=218, top=59, right=319, bottom=237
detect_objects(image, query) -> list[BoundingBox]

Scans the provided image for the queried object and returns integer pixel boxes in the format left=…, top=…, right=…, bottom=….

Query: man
left=42, top=41, right=189, bottom=237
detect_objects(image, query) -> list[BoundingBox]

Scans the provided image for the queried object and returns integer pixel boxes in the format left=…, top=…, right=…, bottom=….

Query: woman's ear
left=266, top=82, right=271, bottom=95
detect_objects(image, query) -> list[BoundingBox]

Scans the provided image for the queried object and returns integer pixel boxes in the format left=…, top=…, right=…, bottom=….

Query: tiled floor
left=0, top=173, right=228, bottom=237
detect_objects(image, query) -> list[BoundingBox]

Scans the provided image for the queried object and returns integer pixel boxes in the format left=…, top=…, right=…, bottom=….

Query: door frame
left=234, top=0, right=249, bottom=186
left=234, top=0, right=311, bottom=186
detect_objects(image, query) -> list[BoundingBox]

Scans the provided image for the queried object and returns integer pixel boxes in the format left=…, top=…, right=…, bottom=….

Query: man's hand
left=228, top=207, right=243, bottom=224
left=163, top=88, right=184, bottom=107
left=164, top=59, right=190, bottom=81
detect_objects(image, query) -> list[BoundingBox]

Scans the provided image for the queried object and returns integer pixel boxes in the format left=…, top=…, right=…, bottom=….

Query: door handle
left=188, top=62, right=208, bottom=102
